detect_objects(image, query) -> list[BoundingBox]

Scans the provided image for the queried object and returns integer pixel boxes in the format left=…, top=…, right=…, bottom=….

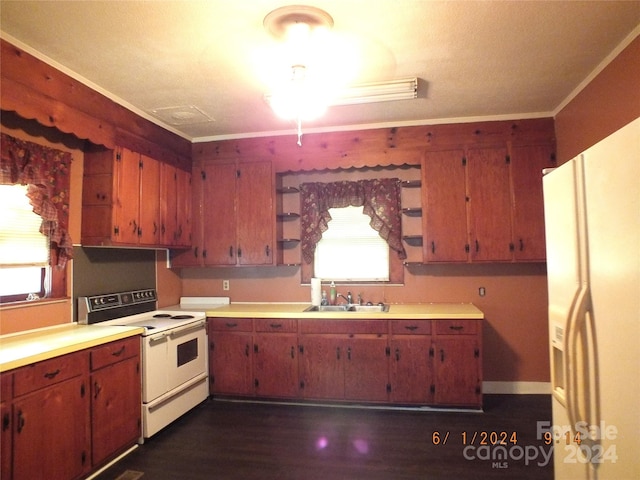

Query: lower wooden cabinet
left=90, top=336, right=141, bottom=467
left=209, top=317, right=483, bottom=409
left=0, top=337, right=141, bottom=480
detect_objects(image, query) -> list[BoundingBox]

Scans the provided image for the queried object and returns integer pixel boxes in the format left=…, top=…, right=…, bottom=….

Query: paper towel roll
left=311, top=278, right=322, bottom=306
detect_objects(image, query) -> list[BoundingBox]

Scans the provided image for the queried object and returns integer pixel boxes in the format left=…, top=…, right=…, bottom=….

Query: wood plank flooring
left=94, top=395, right=553, bottom=480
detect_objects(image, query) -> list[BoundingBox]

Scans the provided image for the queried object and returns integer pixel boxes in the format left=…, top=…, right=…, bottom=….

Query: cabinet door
left=91, top=356, right=141, bottom=467
left=209, top=332, right=253, bottom=395
left=171, top=164, right=202, bottom=266
left=114, top=147, right=141, bottom=244
left=175, top=168, right=192, bottom=247
left=299, top=335, right=344, bottom=400
left=510, top=144, right=555, bottom=261
left=13, top=377, right=90, bottom=480
left=253, top=333, right=299, bottom=398
left=236, top=161, right=274, bottom=265
left=433, top=338, right=481, bottom=406
left=160, top=162, right=178, bottom=246
left=344, top=336, right=389, bottom=402
left=138, top=154, right=161, bottom=245
left=389, top=336, right=433, bottom=404
left=202, top=161, right=237, bottom=265
left=422, top=149, right=468, bottom=262
left=467, top=146, right=513, bottom=261
left=1, top=400, right=11, bottom=480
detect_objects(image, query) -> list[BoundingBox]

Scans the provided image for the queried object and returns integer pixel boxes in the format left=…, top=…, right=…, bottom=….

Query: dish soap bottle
left=329, top=281, right=336, bottom=305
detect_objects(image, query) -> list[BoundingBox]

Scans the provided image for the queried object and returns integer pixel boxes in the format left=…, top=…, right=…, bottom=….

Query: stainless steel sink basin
left=347, top=304, right=390, bottom=312
left=304, top=304, right=389, bottom=313
left=304, top=305, right=349, bottom=312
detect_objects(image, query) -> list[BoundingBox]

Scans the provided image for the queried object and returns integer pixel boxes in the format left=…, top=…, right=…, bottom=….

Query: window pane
left=314, top=206, right=389, bottom=281
left=0, top=266, right=43, bottom=297
left=0, top=184, right=49, bottom=266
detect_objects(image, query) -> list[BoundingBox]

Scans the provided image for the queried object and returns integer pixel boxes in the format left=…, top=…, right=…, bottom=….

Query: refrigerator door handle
left=565, top=285, right=591, bottom=440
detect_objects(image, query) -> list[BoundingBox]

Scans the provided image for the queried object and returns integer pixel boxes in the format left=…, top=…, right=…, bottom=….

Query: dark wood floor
left=94, top=395, right=553, bottom=480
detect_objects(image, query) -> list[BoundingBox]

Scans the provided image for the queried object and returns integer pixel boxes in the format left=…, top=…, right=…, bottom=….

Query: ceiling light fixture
left=263, top=6, right=418, bottom=146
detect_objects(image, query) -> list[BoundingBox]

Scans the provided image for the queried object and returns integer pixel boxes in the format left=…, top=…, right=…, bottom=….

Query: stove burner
left=170, top=315, right=195, bottom=320
left=153, top=313, right=172, bottom=318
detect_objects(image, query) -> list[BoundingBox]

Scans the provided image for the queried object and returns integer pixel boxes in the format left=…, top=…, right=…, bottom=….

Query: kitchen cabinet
left=422, top=141, right=554, bottom=264
left=422, top=149, right=469, bottom=262
left=253, top=319, right=299, bottom=398
left=510, top=143, right=556, bottom=261
left=207, top=315, right=482, bottom=409
left=1, top=374, right=13, bottom=480
left=198, top=160, right=274, bottom=266
left=208, top=318, right=254, bottom=395
left=388, top=320, right=433, bottom=404
left=82, top=146, right=190, bottom=248
left=0, top=337, right=142, bottom=480
left=10, top=351, right=91, bottom=480
left=160, top=163, right=192, bottom=247
left=171, top=162, right=203, bottom=267
left=90, top=336, right=141, bottom=468
left=466, top=146, right=513, bottom=262
left=432, top=320, right=482, bottom=407
left=298, top=320, right=389, bottom=402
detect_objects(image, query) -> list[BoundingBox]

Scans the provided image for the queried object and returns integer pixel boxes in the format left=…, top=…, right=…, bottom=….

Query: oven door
left=142, top=319, right=208, bottom=403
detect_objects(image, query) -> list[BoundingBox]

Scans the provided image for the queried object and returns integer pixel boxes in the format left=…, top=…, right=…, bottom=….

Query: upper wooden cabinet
left=510, top=143, right=556, bottom=261
left=422, top=141, right=555, bottom=264
left=82, top=146, right=191, bottom=248
left=175, top=159, right=274, bottom=267
left=422, top=149, right=468, bottom=262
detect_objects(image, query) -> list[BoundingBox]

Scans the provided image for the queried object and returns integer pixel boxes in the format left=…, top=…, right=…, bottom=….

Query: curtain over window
left=0, top=133, right=73, bottom=267
left=300, top=178, right=406, bottom=264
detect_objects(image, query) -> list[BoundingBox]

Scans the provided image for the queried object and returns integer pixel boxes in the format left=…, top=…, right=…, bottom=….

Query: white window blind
left=314, top=206, right=389, bottom=281
left=0, top=184, right=49, bottom=266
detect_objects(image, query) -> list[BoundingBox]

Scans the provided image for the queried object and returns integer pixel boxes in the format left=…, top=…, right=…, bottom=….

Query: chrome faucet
left=336, top=292, right=353, bottom=305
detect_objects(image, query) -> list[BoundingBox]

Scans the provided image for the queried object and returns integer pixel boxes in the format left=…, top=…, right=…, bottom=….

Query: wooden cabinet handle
left=336, top=347, right=341, bottom=360
left=225, top=322, right=238, bottom=328
left=2, top=412, right=10, bottom=432
left=245, top=344, right=250, bottom=357
left=111, top=345, right=126, bottom=357
left=431, top=241, right=435, bottom=254
left=404, top=325, right=418, bottom=331
left=449, top=325, right=464, bottom=331
left=290, top=346, right=295, bottom=359
left=94, top=381, right=102, bottom=399
left=44, top=369, right=60, bottom=380
left=395, top=348, right=400, bottom=361
left=269, top=323, right=282, bottom=329
left=16, top=410, right=25, bottom=433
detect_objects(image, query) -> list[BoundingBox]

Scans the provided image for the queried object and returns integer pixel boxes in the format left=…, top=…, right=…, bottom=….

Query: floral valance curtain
left=0, top=133, right=73, bottom=267
left=300, top=178, right=406, bottom=264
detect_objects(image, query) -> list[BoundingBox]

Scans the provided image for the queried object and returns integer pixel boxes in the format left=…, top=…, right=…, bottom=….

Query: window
left=0, top=184, right=49, bottom=302
left=314, top=206, right=389, bottom=281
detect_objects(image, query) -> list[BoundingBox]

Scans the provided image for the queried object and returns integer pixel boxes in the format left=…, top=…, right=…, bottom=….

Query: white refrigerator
left=543, top=117, right=640, bottom=480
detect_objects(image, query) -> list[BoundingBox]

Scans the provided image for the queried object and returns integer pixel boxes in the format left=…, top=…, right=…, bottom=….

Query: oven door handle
left=169, top=319, right=206, bottom=338
left=148, top=332, right=169, bottom=345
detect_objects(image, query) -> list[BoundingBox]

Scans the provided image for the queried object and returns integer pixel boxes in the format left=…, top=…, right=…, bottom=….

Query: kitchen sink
left=304, top=304, right=390, bottom=313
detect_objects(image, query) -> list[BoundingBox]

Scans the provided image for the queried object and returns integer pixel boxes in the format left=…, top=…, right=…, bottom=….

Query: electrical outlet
left=223, top=280, right=230, bottom=291
left=479, top=287, right=486, bottom=297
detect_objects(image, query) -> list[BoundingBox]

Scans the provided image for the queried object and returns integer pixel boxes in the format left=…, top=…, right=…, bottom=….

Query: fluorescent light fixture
left=328, top=77, right=418, bottom=106
left=265, top=77, right=418, bottom=110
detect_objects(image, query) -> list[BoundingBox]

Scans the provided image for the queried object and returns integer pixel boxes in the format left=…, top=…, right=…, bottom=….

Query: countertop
left=0, top=323, right=144, bottom=373
left=204, top=302, right=484, bottom=320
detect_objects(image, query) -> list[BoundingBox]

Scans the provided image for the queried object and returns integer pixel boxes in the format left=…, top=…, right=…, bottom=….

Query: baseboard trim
left=483, top=381, right=551, bottom=394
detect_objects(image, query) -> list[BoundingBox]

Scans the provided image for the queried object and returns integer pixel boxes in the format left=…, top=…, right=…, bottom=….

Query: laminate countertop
left=205, top=302, right=484, bottom=320
left=0, top=323, right=144, bottom=373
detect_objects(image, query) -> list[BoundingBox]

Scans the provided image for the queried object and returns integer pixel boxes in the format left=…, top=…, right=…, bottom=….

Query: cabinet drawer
left=300, top=320, right=387, bottom=335
left=13, top=350, right=88, bottom=397
left=91, top=336, right=140, bottom=371
left=1, top=373, right=13, bottom=400
left=390, top=320, right=431, bottom=335
left=254, top=318, right=297, bottom=333
left=208, top=317, right=253, bottom=332
left=435, top=320, right=478, bottom=335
